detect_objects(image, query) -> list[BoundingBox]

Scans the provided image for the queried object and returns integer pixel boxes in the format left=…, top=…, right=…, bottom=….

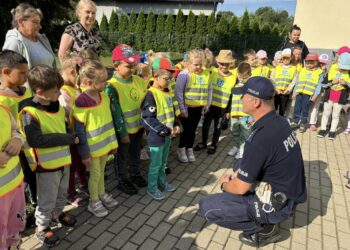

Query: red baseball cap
left=112, top=44, right=139, bottom=63
left=152, top=57, right=176, bottom=71
left=305, top=52, right=319, bottom=61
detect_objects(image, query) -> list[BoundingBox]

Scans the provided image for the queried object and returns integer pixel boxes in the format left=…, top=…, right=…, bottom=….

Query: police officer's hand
left=0, top=152, right=11, bottom=167
left=179, top=112, right=188, bottom=118
left=2, top=138, right=22, bottom=156
left=121, top=135, right=130, bottom=144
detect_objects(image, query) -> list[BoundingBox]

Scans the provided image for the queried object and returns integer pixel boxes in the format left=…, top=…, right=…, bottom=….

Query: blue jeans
left=293, top=94, right=311, bottom=125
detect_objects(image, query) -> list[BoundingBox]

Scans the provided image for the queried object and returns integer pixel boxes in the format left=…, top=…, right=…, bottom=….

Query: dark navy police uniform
left=199, top=111, right=307, bottom=235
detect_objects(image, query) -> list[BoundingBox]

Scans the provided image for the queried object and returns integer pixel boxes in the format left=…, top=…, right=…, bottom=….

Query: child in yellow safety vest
left=175, top=49, right=211, bottom=163
left=58, top=55, right=89, bottom=207
left=291, top=52, right=323, bottom=133
left=0, top=60, right=26, bottom=249
left=317, top=52, right=350, bottom=140
left=194, top=50, right=237, bottom=155
left=256, top=50, right=271, bottom=77
left=71, top=60, right=119, bottom=217
left=226, top=62, right=253, bottom=159
left=270, top=48, right=297, bottom=117
left=106, top=44, right=148, bottom=195
left=292, top=47, right=303, bottom=72
left=0, top=50, right=37, bottom=228
left=18, top=66, right=78, bottom=247
left=140, top=57, right=180, bottom=200
left=244, top=49, right=259, bottom=77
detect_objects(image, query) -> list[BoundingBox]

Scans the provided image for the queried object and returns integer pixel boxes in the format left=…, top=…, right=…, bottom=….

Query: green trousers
left=230, top=117, right=251, bottom=151
left=148, top=136, right=171, bottom=192
left=88, top=155, right=108, bottom=201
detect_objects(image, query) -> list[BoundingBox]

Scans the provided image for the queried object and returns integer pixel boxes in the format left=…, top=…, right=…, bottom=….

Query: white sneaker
left=177, top=148, right=189, bottom=163
left=186, top=148, right=196, bottom=162
left=235, top=149, right=242, bottom=159
left=100, top=193, right=118, bottom=208
left=88, top=200, right=108, bottom=217
left=228, top=146, right=238, bottom=156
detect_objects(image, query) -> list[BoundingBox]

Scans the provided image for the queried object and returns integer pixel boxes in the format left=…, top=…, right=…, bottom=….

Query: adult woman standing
left=2, top=3, right=56, bottom=69
left=58, top=0, right=101, bottom=62
left=280, top=25, right=309, bottom=61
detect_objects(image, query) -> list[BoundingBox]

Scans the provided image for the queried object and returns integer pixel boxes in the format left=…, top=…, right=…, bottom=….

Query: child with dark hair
left=18, top=65, right=78, bottom=247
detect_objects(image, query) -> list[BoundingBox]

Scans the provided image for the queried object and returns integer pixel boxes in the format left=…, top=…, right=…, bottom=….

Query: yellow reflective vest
left=295, top=68, right=323, bottom=96
left=274, top=65, right=297, bottom=91
left=230, top=84, right=249, bottom=117
left=108, top=75, right=147, bottom=134
left=18, top=105, right=71, bottom=172
left=252, top=66, right=270, bottom=77
left=0, top=105, right=24, bottom=198
left=72, top=93, right=118, bottom=158
left=185, top=71, right=210, bottom=107
left=0, top=87, right=32, bottom=118
left=328, top=64, right=350, bottom=91
left=211, top=71, right=236, bottom=108
left=61, top=84, right=80, bottom=99
left=148, top=87, right=176, bottom=129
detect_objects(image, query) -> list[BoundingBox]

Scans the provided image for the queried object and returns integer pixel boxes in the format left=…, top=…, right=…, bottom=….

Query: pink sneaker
left=309, top=124, right=317, bottom=131
left=344, top=128, right=350, bottom=135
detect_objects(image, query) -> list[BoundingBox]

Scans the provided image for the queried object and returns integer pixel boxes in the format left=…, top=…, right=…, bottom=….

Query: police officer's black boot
left=239, top=224, right=282, bottom=247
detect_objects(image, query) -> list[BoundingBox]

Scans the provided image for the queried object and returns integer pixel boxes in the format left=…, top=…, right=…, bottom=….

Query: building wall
left=95, top=1, right=216, bottom=24
left=294, top=0, right=350, bottom=50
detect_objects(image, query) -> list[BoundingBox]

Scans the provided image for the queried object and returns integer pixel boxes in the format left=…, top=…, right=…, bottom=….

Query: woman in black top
left=280, top=25, right=309, bottom=61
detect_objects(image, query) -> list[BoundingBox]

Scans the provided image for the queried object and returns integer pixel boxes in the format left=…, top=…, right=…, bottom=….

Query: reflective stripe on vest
left=274, top=65, right=297, bottom=91
left=328, top=64, right=350, bottom=91
left=230, top=93, right=248, bottom=117
left=211, top=71, right=236, bottom=108
left=108, top=75, right=146, bottom=134
left=18, top=105, right=71, bottom=171
left=185, top=71, right=210, bottom=106
left=72, top=92, right=118, bottom=158
left=252, top=66, right=270, bottom=77
left=0, top=105, right=23, bottom=197
left=148, top=87, right=175, bottom=129
left=295, top=68, right=322, bottom=96
left=0, top=88, right=32, bottom=118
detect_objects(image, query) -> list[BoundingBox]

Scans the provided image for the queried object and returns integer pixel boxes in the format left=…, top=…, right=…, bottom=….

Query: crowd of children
left=1, top=41, right=350, bottom=248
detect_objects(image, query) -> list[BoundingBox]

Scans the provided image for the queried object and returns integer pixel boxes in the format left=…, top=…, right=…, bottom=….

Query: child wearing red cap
left=318, top=52, right=350, bottom=140
left=106, top=44, right=148, bottom=195
left=141, top=57, right=180, bottom=200
left=291, top=52, right=323, bottom=133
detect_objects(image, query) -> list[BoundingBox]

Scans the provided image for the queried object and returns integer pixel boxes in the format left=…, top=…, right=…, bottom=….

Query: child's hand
left=120, top=135, right=130, bottom=144
left=74, top=136, right=80, bottom=144
left=179, top=112, right=188, bottom=118
left=340, top=79, right=346, bottom=85
left=0, top=152, right=11, bottom=167
left=248, top=117, right=254, bottom=124
left=283, top=89, right=290, bottom=95
left=110, top=149, right=117, bottom=154
left=292, top=94, right=296, bottom=100
left=2, top=138, right=22, bottom=156
left=332, top=79, right=339, bottom=84
left=171, top=126, right=181, bottom=137
left=225, top=113, right=230, bottom=119
left=82, top=156, right=92, bottom=166
left=202, top=106, right=209, bottom=114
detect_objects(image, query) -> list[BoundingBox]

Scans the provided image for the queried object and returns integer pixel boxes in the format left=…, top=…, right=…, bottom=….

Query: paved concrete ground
left=21, top=116, right=350, bottom=250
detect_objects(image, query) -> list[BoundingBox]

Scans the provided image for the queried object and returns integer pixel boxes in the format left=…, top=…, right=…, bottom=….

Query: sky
left=217, top=0, right=297, bottom=16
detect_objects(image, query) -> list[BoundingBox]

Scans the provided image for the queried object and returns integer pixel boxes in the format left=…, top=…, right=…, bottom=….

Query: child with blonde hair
left=71, top=60, right=119, bottom=217
left=175, top=49, right=211, bottom=162
left=59, top=55, right=89, bottom=207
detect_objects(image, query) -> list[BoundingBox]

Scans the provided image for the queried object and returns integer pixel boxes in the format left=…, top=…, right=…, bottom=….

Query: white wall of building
left=96, top=1, right=215, bottom=24
left=294, top=0, right=350, bottom=50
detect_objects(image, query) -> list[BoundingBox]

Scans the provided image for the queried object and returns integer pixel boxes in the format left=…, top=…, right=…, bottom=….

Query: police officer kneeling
left=199, top=76, right=307, bottom=247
